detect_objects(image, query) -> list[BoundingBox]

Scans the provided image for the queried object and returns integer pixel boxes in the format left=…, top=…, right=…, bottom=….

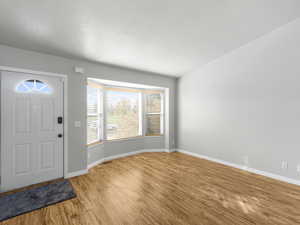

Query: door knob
left=58, top=134, right=63, bottom=138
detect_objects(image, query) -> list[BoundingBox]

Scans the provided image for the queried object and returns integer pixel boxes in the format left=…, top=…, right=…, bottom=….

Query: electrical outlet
left=281, top=161, right=288, bottom=170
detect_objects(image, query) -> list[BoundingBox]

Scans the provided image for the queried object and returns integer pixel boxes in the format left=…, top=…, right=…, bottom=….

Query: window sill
left=145, top=134, right=164, bottom=137
left=105, top=135, right=144, bottom=143
left=87, top=141, right=103, bottom=148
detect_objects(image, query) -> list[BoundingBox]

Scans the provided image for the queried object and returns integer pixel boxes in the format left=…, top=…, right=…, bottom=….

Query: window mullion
left=96, top=88, right=101, bottom=142
left=103, top=89, right=107, bottom=141
left=160, top=92, right=164, bottom=135
left=139, top=92, right=144, bottom=136
left=143, top=92, right=148, bottom=136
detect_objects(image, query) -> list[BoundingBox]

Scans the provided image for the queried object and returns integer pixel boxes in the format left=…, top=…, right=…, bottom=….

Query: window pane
left=146, top=114, right=161, bottom=135
left=146, top=93, right=161, bottom=113
left=87, top=86, right=100, bottom=144
left=146, top=92, right=163, bottom=136
left=87, top=116, right=99, bottom=144
left=16, top=79, right=52, bottom=94
left=106, top=90, right=140, bottom=140
left=87, top=86, right=98, bottom=115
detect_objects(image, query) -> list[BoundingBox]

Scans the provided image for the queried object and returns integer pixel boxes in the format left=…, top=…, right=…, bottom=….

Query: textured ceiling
left=0, top=0, right=299, bottom=76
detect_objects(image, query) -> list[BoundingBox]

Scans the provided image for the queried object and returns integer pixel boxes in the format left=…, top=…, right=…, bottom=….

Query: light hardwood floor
left=2, top=152, right=300, bottom=225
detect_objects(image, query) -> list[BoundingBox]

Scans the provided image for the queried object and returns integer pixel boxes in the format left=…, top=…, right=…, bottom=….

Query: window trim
left=87, top=80, right=165, bottom=146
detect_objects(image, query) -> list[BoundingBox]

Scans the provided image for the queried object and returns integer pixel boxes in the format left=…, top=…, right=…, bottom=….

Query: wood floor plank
left=1, top=152, right=300, bottom=225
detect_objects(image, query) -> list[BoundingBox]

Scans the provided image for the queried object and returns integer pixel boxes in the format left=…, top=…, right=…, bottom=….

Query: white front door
left=1, top=71, right=64, bottom=191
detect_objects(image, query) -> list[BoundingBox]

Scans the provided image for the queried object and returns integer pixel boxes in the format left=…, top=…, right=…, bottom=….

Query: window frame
left=87, top=80, right=165, bottom=146
left=144, top=92, right=164, bottom=136
left=105, top=86, right=142, bottom=141
left=87, top=82, right=104, bottom=146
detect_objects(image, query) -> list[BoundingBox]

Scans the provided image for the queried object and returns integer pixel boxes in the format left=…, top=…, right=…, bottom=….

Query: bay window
left=87, top=79, right=164, bottom=145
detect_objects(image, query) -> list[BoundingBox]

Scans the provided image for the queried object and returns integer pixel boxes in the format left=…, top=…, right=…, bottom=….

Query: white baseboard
left=87, top=158, right=104, bottom=170
left=88, top=149, right=170, bottom=170
left=65, top=169, right=88, bottom=179
left=177, top=149, right=300, bottom=187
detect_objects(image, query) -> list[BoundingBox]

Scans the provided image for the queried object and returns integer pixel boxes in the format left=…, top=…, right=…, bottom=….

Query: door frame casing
left=0, top=66, right=69, bottom=190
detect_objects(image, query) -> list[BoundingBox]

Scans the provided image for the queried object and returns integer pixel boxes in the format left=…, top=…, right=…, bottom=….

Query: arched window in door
left=16, top=79, right=52, bottom=94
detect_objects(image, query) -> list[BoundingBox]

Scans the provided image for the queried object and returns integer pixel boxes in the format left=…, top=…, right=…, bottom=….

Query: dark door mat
left=0, top=179, right=76, bottom=222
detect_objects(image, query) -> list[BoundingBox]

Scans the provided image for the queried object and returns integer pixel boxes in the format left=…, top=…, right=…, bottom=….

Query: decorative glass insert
left=16, top=80, right=52, bottom=94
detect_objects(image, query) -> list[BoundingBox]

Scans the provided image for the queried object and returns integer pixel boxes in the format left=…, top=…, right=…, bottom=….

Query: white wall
left=177, top=18, right=300, bottom=180
left=0, top=45, right=176, bottom=174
